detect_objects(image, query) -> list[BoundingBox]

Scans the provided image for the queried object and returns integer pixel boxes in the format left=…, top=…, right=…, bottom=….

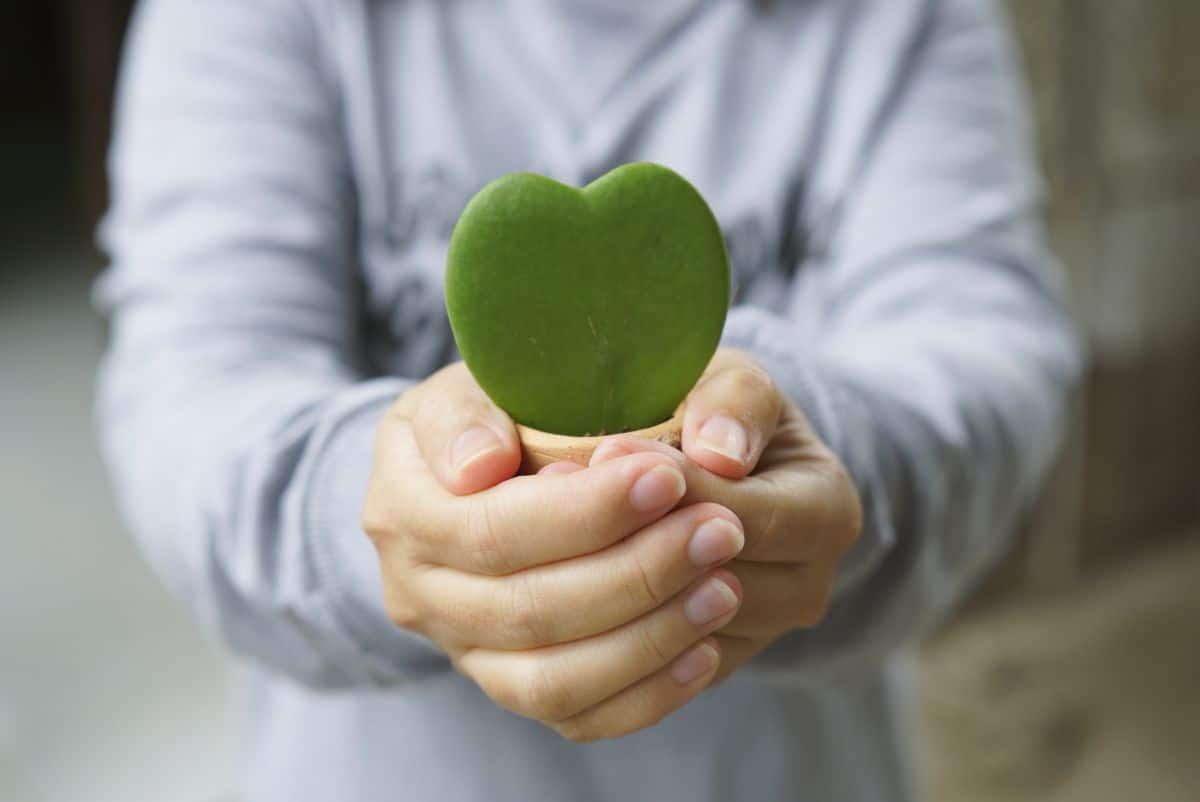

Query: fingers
left=551, top=638, right=721, bottom=742
left=589, top=436, right=828, bottom=563
left=412, top=502, right=744, bottom=650
left=363, top=414, right=460, bottom=543
left=426, top=451, right=688, bottom=574
left=714, top=560, right=834, bottom=638
left=372, top=398, right=698, bottom=576
left=410, top=363, right=522, bottom=495
left=458, top=569, right=742, bottom=726
left=680, top=348, right=783, bottom=478
left=537, top=460, right=584, bottom=476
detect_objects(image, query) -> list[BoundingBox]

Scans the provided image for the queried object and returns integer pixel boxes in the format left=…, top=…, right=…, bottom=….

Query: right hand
left=361, top=363, right=746, bottom=741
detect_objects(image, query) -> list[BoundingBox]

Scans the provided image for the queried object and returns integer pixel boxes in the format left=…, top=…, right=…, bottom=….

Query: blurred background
left=1, top=4, right=233, bottom=802
left=0, top=2, right=1196, bottom=801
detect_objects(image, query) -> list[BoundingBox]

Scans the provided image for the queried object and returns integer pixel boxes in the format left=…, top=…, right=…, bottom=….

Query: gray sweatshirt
left=95, top=1, right=1082, bottom=800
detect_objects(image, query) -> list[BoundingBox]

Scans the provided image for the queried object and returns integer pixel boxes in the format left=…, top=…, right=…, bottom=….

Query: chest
left=336, top=0, right=841, bottom=375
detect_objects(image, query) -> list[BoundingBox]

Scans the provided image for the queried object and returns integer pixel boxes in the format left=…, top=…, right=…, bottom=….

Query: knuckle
left=751, top=482, right=786, bottom=554
left=360, top=501, right=391, bottom=544
left=385, top=600, right=423, bottom=633
left=463, top=499, right=514, bottom=575
left=395, top=389, right=431, bottom=429
left=561, top=500, right=605, bottom=553
left=805, top=464, right=841, bottom=540
left=819, top=461, right=863, bottom=552
left=463, top=395, right=506, bottom=426
left=381, top=582, right=423, bottom=632
left=504, top=573, right=555, bottom=646
left=425, top=362, right=460, bottom=392
left=634, top=623, right=674, bottom=669
left=552, top=719, right=596, bottom=744
left=797, top=585, right=832, bottom=628
left=839, top=476, right=865, bottom=551
left=728, top=364, right=776, bottom=400
left=621, top=683, right=676, bottom=733
left=476, top=671, right=523, bottom=715
left=360, top=474, right=398, bottom=545
left=428, top=363, right=496, bottom=416
left=639, top=697, right=675, bottom=732
left=385, top=391, right=417, bottom=422
left=620, top=552, right=662, bottom=612
left=522, top=660, right=576, bottom=722
left=463, top=655, right=528, bottom=716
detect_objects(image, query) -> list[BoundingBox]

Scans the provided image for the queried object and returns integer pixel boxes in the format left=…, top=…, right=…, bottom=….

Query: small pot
left=515, top=407, right=684, bottom=474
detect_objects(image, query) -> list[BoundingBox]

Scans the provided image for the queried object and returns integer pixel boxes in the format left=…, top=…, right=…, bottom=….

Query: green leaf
left=445, top=162, right=729, bottom=436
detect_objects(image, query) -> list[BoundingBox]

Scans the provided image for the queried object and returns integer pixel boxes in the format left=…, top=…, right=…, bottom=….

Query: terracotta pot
left=515, top=407, right=684, bottom=474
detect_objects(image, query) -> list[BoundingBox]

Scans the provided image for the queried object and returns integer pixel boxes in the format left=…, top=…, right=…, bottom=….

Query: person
left=94, top=1, right=1082, bottom=800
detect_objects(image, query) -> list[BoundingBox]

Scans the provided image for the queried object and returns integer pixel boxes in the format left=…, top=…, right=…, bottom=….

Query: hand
left=361, top=362, right=747, bottom=740
left=582, top=348, right=863, bottom=683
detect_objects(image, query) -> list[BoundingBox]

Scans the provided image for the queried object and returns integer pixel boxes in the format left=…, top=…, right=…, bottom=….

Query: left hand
left=550, top=347, right=863, bottom=684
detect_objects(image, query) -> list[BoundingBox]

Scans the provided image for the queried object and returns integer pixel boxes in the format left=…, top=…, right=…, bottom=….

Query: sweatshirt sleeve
left=94, top=0, right=447, bottom=688
left=721, top=0, right=1084, bottom=684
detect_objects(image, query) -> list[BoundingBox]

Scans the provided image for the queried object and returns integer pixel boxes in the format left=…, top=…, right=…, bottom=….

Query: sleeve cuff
left=299, top=378, right=451, bottom=686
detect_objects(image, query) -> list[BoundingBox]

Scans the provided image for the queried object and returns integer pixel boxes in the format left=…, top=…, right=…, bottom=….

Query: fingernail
left=685, top=577, right=739, bottom=626
left=451, top=426, right=502, bottom=473
left=697, top=415, right=748, bottom=464
left=687, top=519, right=745, bottom=567
left=538, top=460, right=583, bottom=476
left=589, top=439, right=626, bottom=466
left=629, top=464, right=686, bottom=512
left=670, top=641, right=719, bottom=685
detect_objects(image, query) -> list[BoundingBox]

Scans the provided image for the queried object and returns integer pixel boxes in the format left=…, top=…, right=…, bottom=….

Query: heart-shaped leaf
left=445, top=162, right=729, bottom=436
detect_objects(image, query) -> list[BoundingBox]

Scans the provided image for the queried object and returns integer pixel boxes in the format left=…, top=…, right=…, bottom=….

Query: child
left=96, top=1, right=1081, bottom=800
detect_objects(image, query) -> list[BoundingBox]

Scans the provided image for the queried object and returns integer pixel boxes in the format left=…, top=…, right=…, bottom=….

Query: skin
left=362, top=347, right=862, bottom=742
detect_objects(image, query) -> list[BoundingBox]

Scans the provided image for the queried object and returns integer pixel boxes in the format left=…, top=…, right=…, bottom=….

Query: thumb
left=680, top=349, right=783, bottom=479
left=410, top=362, right=522, bottom=495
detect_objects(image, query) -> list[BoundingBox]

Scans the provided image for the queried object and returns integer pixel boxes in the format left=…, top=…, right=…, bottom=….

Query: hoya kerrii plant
left=444, top=162, right=730, bottom=473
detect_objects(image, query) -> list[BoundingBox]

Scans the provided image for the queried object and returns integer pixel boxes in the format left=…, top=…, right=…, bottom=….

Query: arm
left=95, top=0, right=440, bottom=687
left=718, top=0, right=1083, bottom=681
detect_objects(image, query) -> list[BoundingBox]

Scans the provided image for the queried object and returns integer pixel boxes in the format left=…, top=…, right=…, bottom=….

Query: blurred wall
left=0, top=5, right=75, bottom=258
left=1000, top=0, right=1200, bottom=585
left=61, top=0, right=136, bottom=228
left=0, top=2, right=133, bottom=258
left=918, top=5, right=1200, bottom=798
